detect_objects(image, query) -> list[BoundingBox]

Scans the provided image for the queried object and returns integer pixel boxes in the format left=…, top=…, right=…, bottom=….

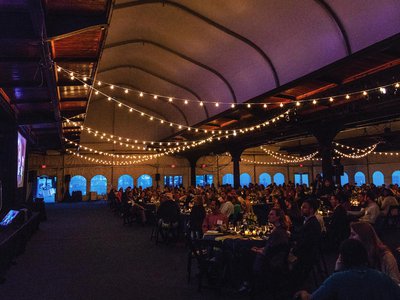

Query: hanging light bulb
left=184, top=100, right=188, bottom=104
left=247, top=103, right=251, bottom=108
left=280, top=103, right=283, bottom=107
left=169, top=97, right=173, bottom=102
left=296, top=101, right=300, bottom=106
left=231, top=103, right=235, bottom=108
left=329, top=97, right=334, bottom=102
left=362, top=91, right=368, bottom=96
left=312, top=99, right=317, bottom=105
left=140, top=92, right=144, bottom=97
left=124, top=89, right=129, bottom=94
left=97, top=81, right=102, bottom=86
left=345, top=94, right=350, bottom=99
left=263, top=104, right=267, bottom=108
left=110, top=85, right=114, bottom=89
left=107, top=97, right=111, bottom=101
left=215, top=102, right=219, bottom=107
left=153, top=95, right=158, bottom=99
left=199, top=101, right=203, bottom=106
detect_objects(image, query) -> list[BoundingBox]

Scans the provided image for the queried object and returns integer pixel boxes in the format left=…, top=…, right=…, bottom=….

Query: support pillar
left=230, top=148, right=244, bottom=189
left=310, top=122, right=343, bottom=185
left=188, top=157, right=198, bottom=187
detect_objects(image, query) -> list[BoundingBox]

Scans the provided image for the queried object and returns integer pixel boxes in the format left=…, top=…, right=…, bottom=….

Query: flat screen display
left=0, top=210, right=19, bottom=226
left=17, top=132, right=26, bottom=188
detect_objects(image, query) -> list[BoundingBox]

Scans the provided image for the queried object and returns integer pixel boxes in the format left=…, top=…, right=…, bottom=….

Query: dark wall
left=0, top=107, right=18, bottom=211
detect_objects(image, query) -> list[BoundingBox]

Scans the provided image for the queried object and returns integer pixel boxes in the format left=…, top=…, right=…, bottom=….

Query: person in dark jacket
left=327, top=194, right=349, bottom=246
left=157, top=193, right=180, bottom=241
left=189, top=195, right=206, bottom=238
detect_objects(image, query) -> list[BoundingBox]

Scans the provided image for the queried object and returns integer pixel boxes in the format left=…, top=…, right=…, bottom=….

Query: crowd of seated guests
left=106, top=178, right=400, bottom=297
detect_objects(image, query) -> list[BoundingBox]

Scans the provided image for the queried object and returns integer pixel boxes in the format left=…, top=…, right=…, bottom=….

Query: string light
left=59, top=66, right=400, bottom=109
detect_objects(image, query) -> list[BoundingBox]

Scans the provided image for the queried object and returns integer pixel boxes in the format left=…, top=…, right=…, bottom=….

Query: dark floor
left=0, top=202, right=398, bottom=300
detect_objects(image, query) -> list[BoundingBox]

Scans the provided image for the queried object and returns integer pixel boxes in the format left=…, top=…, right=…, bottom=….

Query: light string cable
left=57, top=65, right=400, bottom=108
left=259, top=146, right=320, bottom=162
left=58, top=65, right=293, bottom=135
left=333, top=142, right=380, bottom=159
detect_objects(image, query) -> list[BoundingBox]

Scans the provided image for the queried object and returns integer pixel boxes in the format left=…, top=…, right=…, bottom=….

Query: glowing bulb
left=169, top=123, right=173, bottom=126
left=178, top=125, right=182, bottom=129
left=95, top=91, right=99, bottom=95
left=296, top=101, right=300, bottom=106
left=231, top=103, right=235, bottom=108
left=83, top=76, right=87, bottom=81
left=107, top=97, right=111, bottom=101
left=160, top=120, right=164, bottom=124
left=169, top=97, right=173, bottom=102
left=346, top=94, right=350, bottom=99
left=263, top=104, right=267, bottom=108
left=215, top=102, right=219, bottom=107
left=362, top=91, right=368, bottom=96
left=110, top=85, right=114, bottom=89
left=140, top=92, right=143, bottom=97
left=57, top=66, right=61, bottom=72
left=150, top=116, right=154, bottom=121
left=312, top=99, right=317, bottom=105
left=97, top=81, right=101, bottom=86
left=141, top=112, right=144, bottom=116
left=199, top=101, right=203, bottom=106
left=118, top=103, right=122, bottom=107
left=184, top=100, right=188, bottom=104
left=153, top=95, right=158, bottom=99
left=247, top=103, right=251, bottom=108
left=280, top=103, right=283, bottom=107
left=380, top=87, right=386, bottom=94
left=329, top=97, right=334, bottom=102
left=188, top=127, right=191, bottom=131
left=395, top=83, right=400, bottom=88
left=124, top=89, right=128, bottom=94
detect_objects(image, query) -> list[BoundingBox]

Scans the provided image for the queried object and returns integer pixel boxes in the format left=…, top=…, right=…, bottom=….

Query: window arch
left=90, top=175, right=107, bottom=195
left=240, top=173, right=251, bottom=187
left=372, top=171, right=384, bottom=186
left=392, top=170, right=400, bottom=185
left=137, top=174, right=152, bottom=188
left=222, top=173, right=233, bottom=185
left=70, top=175, right=87, bottom=196
left=118, top=175, right=133, bottom=191
left=341, top=172, right=349, bottom=186
left=259, top=173, right=271, bottom=186
left=354, top=171, right=366, bottom=186
left=273, top=173, right=285, bottom=185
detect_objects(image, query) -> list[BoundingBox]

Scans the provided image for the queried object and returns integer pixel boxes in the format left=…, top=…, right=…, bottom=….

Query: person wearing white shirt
left=348, top=191, right=380, bottom=224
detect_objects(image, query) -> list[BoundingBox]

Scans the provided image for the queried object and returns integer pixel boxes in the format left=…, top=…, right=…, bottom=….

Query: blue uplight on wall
left=273, top=173, right=285, bottom=185
left=137, top=174, right=152, bottom=188
left=372, top=171, right=384, bottom=186
left=90, top=175, right=107, bottom=195
left=259, top=173, right=271, bottom=186
left=240, top=173, right=251, bottom=187
left=222, top=173, right=233, bottom=185
left=118, top=175, right=134, bottom=191
left=354, top=171, right=366, bottom=186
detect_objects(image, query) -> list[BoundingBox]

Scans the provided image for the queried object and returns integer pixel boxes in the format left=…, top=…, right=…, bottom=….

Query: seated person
left=220, top=194, right=235, bottom=219
left=238, top=208, right=290, bottom=292
left=157, top=193, right=180, bottom=240
left=202, top=199, right=228, bottom=232
left=348, top=191, right=380, bottom=224
left=380, top=189, right=399, bottom=216
left=335, top=221, right=400, bottom=284
left=296, top=239, right=400, bottom=300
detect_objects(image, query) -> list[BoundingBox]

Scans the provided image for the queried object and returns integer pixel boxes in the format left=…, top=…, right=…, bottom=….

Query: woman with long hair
left=335, top=221, right=400, bottom=284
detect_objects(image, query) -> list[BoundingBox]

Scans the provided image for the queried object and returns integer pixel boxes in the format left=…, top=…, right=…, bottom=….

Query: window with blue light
left=259, top=173, right=271, bottom=186
left=118, top=175, right=134, bottom=191
left=341, top=172, right=349, bottom=185
left=294, top=173, right=309, bottom=186
left=372, top=171, right=384, bottom=186
left=90, top=175, right=107, bottom=195
left=354, top=171, right=366, bottom=186
left=240, top=173, right=251, bottom=187
left=392, top=170, right=400, bottom=185
left=164, top=176, right=183, bottom=187
left=273, top=173, right=285, bottom=185
left=70, top=175, right=87, bottom=196
left=138, top=174, right=152, bottom=188
left=196, top=175, right=213, bottom=186
left=222, top=173, right=233, bottom=185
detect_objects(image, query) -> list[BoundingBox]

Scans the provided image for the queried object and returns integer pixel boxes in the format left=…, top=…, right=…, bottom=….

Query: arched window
left=273, top=173, right=285, bottom=185
left=354, top=172, right=366, bottom=186
left=118, top=175, right=133, bottom=191
left=70, top=175, right=87, bottom=196
left=372, top=171, right=384, bottom=186
left=240, top=173, right=251, bottom=187
left=90, top=175, right=107, bottom=195
left=341, top=172, right=349, bottom=185
left=392, top=170, right=400, bottom=185
left=259, top=173, right=271, bottom=186
left=222, top=173, right=233, bottom=185
left=137, top=174, right=152, bottom=188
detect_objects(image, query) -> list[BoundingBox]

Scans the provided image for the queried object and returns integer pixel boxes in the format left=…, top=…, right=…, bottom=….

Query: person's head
left=330, top=194, right=341, bottom=208
left=339, top=239, right=369, bottom=269
left=301, top=198, right=318, bottom=217
left=350, top=222, right=387, bottom=268
left=194, top=195, right=203, bottom=206
left=268, top=208, right=288, bottom=230
left=365, top=191, right=376, bottom=203
left=209, top=199, right=221, bottom=214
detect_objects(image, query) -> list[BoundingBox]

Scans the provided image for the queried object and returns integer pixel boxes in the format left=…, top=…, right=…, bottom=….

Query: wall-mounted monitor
left=17, top=132, right=26, bottom=188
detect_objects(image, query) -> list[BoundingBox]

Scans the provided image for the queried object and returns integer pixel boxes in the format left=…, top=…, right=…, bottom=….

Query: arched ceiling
left=83, top=0, right=400, bottom=144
